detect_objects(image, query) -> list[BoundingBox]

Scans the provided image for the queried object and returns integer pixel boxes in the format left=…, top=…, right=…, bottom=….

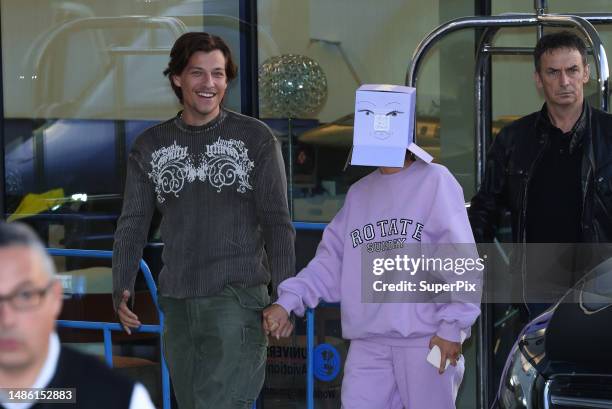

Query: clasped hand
left=262, top=304, right=293, bottom=339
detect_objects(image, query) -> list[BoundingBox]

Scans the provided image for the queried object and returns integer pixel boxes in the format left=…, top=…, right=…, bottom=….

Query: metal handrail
left=406, top=14, right=538, bottom=88
left=406, top=13, right=610, bottom=107
left=407, top=14, right=611, bottom=186
left=49, top=248, right=170, bottom=409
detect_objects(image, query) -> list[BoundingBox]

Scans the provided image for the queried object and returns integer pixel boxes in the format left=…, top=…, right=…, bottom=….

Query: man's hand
left=429, top=335, right=462, bottom=374
left=117, top=290, right=141, bottom=335
left=262, top=304, right=293, bottom=339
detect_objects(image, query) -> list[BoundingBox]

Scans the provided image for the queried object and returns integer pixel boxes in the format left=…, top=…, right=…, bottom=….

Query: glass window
left=2, top=0, right=242, bottom=250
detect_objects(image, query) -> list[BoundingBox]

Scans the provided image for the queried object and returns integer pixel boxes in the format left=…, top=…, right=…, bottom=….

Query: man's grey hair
left=0, top=221, right=56, bottom=277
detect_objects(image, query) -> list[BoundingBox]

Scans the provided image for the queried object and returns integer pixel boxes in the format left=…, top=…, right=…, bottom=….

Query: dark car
left=493, top=257, right=612, bottom=409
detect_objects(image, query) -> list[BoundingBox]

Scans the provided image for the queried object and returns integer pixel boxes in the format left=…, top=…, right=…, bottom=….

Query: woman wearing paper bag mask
left=264, top=85, right=481, bottom=409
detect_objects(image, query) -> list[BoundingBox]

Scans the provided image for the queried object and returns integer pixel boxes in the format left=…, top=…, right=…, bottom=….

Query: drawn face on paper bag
left=355, top=100, right=406, bottom=141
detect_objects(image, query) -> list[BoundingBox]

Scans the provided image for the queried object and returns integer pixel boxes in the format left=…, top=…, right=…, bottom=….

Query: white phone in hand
left=427, top=330, right=467, bottom=370
left=427, top=345, right=450, bottom=370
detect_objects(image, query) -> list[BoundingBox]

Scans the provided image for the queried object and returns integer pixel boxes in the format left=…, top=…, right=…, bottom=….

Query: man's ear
left=534, top=70, right=543, bottom=90
left=171, top=74, right=182, bottom=89
left=50, top=279, right=64, bottom=319
left=583, top=63, right=590, bottom=84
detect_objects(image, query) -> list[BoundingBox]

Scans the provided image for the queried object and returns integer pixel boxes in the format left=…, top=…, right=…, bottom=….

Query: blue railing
left=293, top=221, right=328, bottom=231
left=306, top=308, right=316, bottom=409
left=305, top=302, right=342, bottom=409
left=49, top=220, right=330, bottom=409
left=48, top=248, right=171, bottom=409
left=294, top=221, right=334, bottom=409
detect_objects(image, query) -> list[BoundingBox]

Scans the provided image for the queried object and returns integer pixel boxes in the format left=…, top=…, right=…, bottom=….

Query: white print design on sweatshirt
left=148, top=138, right=255, bottom=203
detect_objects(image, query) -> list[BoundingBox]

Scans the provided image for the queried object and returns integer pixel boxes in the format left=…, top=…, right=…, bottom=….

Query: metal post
left=103, top=328, right=113, bottom=367
left=306, top=308, right=315, bottom=409
left=535, top=0, right=548, bottom=39
left=474, top=27, right=498, bottom=189
left=239, top=0, right=259, bottom=117
left=537, top=24, right=545, bottom=41
left=534, top=0, right=549, bottom=15
left=474, top=27, right=497, bottom=408
left=287, top=118, right=294, bottom=219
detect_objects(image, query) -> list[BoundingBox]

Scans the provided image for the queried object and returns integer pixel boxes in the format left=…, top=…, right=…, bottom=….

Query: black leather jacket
left=469, top=102, right=612, bottom=244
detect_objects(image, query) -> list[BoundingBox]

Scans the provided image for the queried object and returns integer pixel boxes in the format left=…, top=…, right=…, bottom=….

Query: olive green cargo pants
left=159, top=285, right=269, bottom=409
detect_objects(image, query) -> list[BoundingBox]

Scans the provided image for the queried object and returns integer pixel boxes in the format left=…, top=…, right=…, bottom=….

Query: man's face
left=0, top=246, right=62, bottom=373
left=535, top=47, right=589, bottom=110
left=172, top=50, right=228, bottom=126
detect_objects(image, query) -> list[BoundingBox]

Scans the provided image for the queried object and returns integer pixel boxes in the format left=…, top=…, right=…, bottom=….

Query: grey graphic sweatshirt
left=112, top=109, right=295, bottom=309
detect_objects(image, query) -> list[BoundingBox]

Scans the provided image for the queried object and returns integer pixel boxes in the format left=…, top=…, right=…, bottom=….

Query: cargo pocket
left=231, top=324, right=268, bottom=408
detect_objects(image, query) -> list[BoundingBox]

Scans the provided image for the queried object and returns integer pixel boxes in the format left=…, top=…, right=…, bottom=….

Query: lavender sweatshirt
left=276, top=161, right=480, bottom=346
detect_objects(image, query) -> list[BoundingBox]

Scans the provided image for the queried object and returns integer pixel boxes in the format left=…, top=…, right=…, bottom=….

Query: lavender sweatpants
left=341, top=339, right=464, bottom=409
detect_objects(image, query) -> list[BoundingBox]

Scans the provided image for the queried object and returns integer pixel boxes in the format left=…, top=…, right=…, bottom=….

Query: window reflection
left=2, top=1, right=241, bottom=250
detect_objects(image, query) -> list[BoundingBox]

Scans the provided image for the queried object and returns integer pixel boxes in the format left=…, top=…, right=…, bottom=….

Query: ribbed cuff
left=436, top=322, right=463, bottom=343
left=112, top=288, right=134, bottom=312
left=275, top=292, right=305, bottom=317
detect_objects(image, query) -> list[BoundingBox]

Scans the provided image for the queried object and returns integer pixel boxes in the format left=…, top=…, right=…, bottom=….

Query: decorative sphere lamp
left=258, top=54, right=327, bottom=118
left=258, top=54, right=328, bottom=218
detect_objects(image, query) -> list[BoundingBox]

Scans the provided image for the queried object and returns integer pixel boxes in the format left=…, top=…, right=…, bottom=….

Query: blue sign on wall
left=313, top=343, right=340, bottom=382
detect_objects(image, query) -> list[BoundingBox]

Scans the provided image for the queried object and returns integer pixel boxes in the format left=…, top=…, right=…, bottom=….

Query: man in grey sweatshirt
left=112, top=32, right=295, bottom=409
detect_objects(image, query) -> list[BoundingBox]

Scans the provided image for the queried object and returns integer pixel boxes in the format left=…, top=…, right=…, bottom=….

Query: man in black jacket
left=0, top=222, right=154, bottom=409
left=469, top=31, right=612, bottom=318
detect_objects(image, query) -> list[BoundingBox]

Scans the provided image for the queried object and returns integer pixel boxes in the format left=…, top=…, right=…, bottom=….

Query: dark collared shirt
left=526, top=106, right=583, bottom=244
